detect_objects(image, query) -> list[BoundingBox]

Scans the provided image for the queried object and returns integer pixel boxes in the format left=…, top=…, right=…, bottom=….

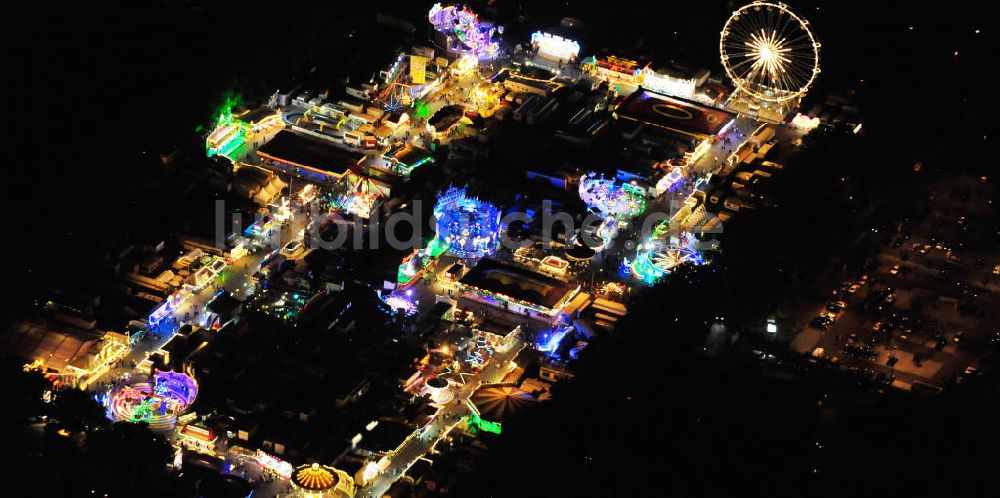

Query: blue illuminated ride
left=433, top=187, right=501, bottom=259
left=536, top=326, right=572, bottom=356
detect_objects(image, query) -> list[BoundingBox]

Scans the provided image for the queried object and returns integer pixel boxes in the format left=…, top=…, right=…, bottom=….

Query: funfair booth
left=530, top=31, right=580, bottom=62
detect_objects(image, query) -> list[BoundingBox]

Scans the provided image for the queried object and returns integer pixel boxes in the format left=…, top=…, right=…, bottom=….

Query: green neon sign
left=467, top=413, right=501, bottom=435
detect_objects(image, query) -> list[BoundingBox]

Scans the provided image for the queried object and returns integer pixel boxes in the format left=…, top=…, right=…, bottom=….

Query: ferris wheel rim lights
left=720, top=1, right=820, bottom=103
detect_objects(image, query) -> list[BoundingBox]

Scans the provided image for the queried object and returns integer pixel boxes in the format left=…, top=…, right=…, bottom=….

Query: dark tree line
left=3, top=358, right=175, bottom=497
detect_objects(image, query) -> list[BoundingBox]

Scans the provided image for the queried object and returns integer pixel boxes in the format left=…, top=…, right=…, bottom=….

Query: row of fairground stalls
left=141, top=239, right=247, bottom=338
left=121, top=205, right=272, bottom=320
left=627, top=129, right=791, bottom=284
left=580, top=51, right=804, bottom=124
left=703, top=123, right=786, bottom=224
left=213, top=80, right=407, bottom=165
left=280, top=45, right=461, bottom=154
left=171, top=394, right=362, bottom=498
left=13, top=238, right=251, bottom=389
left=581, top=54, right=725, bottom=105
left=288, top=94, right=399, bottom=151
left=215, top=35, right=508, bottom=175
left=257, top=124, right=435, bottom=184
left=234, top=406, right=530, bottom=498
left=171, top=388, right=354, bottom=497
left=271, top=68, right=411, bottom=151
left=234, top=450, right=381, bottom=498
left=253, top=126, right=439, bottom=223
left=182, top=444, right=357, bottom=498
left=526, top=26, right=718, bottom=106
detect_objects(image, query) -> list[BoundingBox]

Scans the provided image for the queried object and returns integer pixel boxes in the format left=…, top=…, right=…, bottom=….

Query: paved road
left=360, top=333, right=525, bottom=498
left=86, top=198, right=313, bottom=391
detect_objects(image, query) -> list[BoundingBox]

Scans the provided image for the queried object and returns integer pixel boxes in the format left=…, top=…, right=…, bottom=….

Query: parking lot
left=788, top=174, right=998, bottom=390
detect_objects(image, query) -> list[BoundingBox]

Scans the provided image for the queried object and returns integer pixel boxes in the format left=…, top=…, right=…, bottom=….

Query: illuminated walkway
left=86, top=205, right=310, bottom=390
left=360, top=332, right=525, bottom=498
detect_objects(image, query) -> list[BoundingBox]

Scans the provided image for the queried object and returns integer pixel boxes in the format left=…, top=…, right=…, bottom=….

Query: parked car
left=810, top=316, right=833, bottom=330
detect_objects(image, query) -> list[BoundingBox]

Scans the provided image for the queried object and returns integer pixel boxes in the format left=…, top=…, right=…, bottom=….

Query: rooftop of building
left=235, top=106, right=279, bottom=125
left=428, top=105, right=466, bottom=130
left=458, top=259, right=574, bottom=310
left=3, top=318, right=103, bottom=372
left=387, top=143, right=434, bottom=166
left=614, top=88, right=735, bottom=139
left=258, top=130, right=366, bottom=175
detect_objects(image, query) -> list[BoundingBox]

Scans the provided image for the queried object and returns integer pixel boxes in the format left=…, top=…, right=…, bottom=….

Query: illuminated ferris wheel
left=720, top=2, right=820, bottom=103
